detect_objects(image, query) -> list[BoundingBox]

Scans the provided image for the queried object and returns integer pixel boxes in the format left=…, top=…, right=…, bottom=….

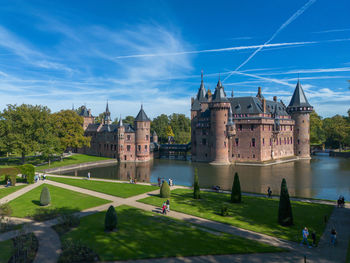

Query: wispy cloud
left=223, top=0, right=317, bottom=81
left=313, top=28, right=350, bottom=34
left=260, top=67, right=350, bottom=76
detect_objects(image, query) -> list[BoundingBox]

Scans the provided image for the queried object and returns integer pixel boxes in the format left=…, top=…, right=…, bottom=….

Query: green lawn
left=346, top=238, right=350, bottom=263
left=0, top=185, right=27, bottom=199
left=138, top=189, right=334, bottom=243
left=0, top=239, right=13, bottom=263
left=35, top=154, right=112, bottom=171
left=7, top=184, right=110, bottom=219
left=48, top=177, right=158, bottom=198
left=60, top=205, right=284, bottom=261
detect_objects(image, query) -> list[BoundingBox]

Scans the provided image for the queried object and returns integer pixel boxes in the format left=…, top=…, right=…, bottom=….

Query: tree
left=19, top=164, right=35, bottom=184
left=169, top=113, right=191, bottom=144
left=105, top=205, right=117, bottom=231
left=94, top=112, right=106, bottom=124
left=151, top=114, right=169, bottom=143
left=51, top=110, right=90, bottom=156
left=231, top=173, right=241, bottom=203
left=0, top=104, right=54, bottom=164
left=323, top=115, right=350, bottom=150
left=123, top=116, right=135, bottom=126
left=166, top=125, right=174, bottom=143
left=193, top=168, right=200, bottom=199
left=310, top=111, right=325, bottom=145
left=278, top=178, right=293, bottom=226
left=40, top=186, right=51, bottom=206
left=160, top=181, right=170, bottom=198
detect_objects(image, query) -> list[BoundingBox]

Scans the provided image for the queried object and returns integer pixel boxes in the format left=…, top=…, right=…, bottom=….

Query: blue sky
left=0, top=0, right=349, bottom=119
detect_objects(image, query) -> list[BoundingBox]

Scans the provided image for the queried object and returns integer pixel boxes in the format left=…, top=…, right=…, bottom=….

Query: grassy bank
left=139, top=188, right=333, bottom=243
left=60, top=205, right=284, bottom=261
left=7, top=184, right=110, bottom=219
left=48, top=177, right=158, bottom=198
left=0, top=185, right=27, bottom=199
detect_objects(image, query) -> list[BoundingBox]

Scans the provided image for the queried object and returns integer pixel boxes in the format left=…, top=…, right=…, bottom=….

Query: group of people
left=129, top=178, right=137, bottom=184
left=34, top=173, right=46, bottom=183
left=157, top=177, right=174, bottom=187
left=162, top=200, right=170, bottom=214
left=337, top=195, right=345, bottom=208
left=301, top=226, right=338, bottom=247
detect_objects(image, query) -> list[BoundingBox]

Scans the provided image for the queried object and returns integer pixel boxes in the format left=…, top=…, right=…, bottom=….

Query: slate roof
left=79, top=106, right=90, bottom=117
left=124, top=124, right=135, bottom=133
left=191, top=99, right=202, bottom=111
left=288, top=81, right=311, bottom=107
left=135, top=105, right=151, bottom=122
left=212, top=79, right=229, bottom=102
left=85, top=123, right=100, bottom=132
left=196, top=80, right=207, bottom=102
left=100, top=124, right=117, bottom=133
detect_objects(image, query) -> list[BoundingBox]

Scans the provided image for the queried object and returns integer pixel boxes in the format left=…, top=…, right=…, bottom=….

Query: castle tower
left=287, top=80, right=313, bottom=158
left=103, top=101, right=112, bottom=125
left=134, top=105, right=151, bottom=161
left=209, top=78, right=231, bottom=164
left=117, top=115, right=125, bottom=161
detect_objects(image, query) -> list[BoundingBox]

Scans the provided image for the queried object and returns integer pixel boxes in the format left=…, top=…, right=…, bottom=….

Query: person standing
left=162, top=202, right=167, bottom=215
left=331, top=228, right=337, bottom=246
left=267, top=186, right=272, bottom=198
left=166, top=199, right=170, bottom=212
left=87, top=172, right=91, bottom=180
left=301, top=227, right=311, bottom=248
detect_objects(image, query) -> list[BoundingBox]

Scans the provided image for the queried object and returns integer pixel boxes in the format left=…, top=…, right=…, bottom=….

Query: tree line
left=310, top=109, right=350, bottom=149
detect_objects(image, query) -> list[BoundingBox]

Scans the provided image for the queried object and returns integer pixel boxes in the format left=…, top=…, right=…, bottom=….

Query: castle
left=78, top=104, right=156, bottom=162
left=191, top=73, right=313, bottom=164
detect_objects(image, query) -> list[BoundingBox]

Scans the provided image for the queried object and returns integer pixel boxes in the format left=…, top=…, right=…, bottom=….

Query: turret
left=134, top=105, right=151, bottom=161
left=117, top=115, right=125, bottom=160
left=103, top=101, right=112, bottom=125
left=209, top=78, right=231, bottom=164
left=287, top=80, right=313, bottom=158
left=226, top=105, right=236, bottom=138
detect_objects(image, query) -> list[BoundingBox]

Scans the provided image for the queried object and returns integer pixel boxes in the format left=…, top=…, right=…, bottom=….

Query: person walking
left=162, top=202, right=167, bottom=215
left=331, top=228, right=337, bottom=246
left=267, top=186, right=272, bottom=198
left=87, top=172, right=91, bottom=180
left=166, top=199, right=170, bottom=212
left=300, top=227, right=311, bottom=248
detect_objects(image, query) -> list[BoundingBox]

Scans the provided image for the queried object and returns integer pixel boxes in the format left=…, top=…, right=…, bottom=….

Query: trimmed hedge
left=105, top=205, right=117, bottom=231
left=278, top=178, right=293, bottom=226
left=193, top=168, right=200, bottom=199
left=40, top=186, right=51, bottom=206
left=231, top=173, right=241, bottom=203
left=19, top=164, right=35, bottom=184
left=160, top=181, right=170, bottom=198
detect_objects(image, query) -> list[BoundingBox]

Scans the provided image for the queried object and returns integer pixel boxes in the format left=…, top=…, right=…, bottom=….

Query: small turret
left=104, top=100, right=112, bottom=125
left=134, top=105, right=151, bottom=161
left=226, top=105, right=236, bottom=137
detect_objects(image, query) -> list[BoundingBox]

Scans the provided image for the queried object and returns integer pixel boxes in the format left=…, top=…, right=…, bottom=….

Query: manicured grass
left=138, top=189, right=334, bottom=243
left=0, top=239, right=13, bottom=263
left=0, top=185, right=27, bottom=199
left=61, top=205, right=284, bottom=261
left=346, top=239, right=350, bottom=263
left=36, top=154, right=112, bottom=171
left=7, top=184, right=110, bottom=219
left=48, top=177, right=158, bottom=198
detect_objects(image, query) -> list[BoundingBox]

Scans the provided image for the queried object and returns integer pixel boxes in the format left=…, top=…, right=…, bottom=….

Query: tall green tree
left=231, top=173, right=241, bottom=203
left=123, top=116, right=135, bottom=126
left=94, top=112, right=106, bottom=124
left=169, top=113, right=191, bottom=144
left=310, top=111, right=325, bottom=145
left=278, top=178, right=293, bottom=226
left=0, top=104, right=54, bottom=164
left=151, top=114, right=169, bottom=143
left=323, top=115, right=350, bottom=150
left=193, top=168, right=200, bottom=199
left=51, top=110, right=90, bottom=155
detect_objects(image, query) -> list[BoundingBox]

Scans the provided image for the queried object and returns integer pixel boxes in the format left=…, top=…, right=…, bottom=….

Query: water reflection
left=62, top=156, right=350, bottom=200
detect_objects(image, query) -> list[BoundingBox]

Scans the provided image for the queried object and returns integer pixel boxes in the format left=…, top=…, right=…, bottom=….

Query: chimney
left=262, top=98, right=266, bottom=113
left=273, top=96, right=277, bottom=102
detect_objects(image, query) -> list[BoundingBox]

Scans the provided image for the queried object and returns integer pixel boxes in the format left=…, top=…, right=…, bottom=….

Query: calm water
left=62, top=155, right=350, bottom=200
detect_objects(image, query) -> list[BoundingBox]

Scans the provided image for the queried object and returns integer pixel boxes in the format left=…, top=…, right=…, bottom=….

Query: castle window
left=127, top=145, right=131, bottom=151
left=138, top=145, right=141, bottom=151
left=224, top=142, right=226, bottom=148
left=252, top=138, right=256, bottom=147
left=298, top=139, right=300, bottom=145
left=253, top=154, right=255, bottom=158
left=232, top=154, right=234, bottom=157
left=202, top=139, right=206, bottom=145
left=146, top=135, right=149, bottom=140
left=284, top=138, right=286, bottom=144
left=238, top=154, right=240, bottom=158
left=145, top=145, right=148, bottom=150
left=127, top=135, right=131, bottom=140
left=270, top=138, right=272, bottom=146
left=235, top=138, right=239, bottom=146
left=251, top=125, right=254, bottom=131
left=263, top=138, right=265, bottom=146
left=239, top=124, right=242, bottom=131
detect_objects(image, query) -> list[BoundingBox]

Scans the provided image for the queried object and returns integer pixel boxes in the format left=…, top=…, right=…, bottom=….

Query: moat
left=61, top=155, right=350, bottom=200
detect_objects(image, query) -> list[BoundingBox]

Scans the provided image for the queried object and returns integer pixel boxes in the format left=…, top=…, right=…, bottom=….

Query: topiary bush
left=40, top=186, right=51, bottom=206
left=58, top=239, right=98, bottom=263
left=19, top=164, right=35, bottom=184
left=278, top=178, right=293, bottom=226
left=105, top=205, right=117, bottom=232
left=193, top=168, right=200, bottom=199
left=160, top=181, right=170, bottom=198
left=231, top=172, right=241, bottom=203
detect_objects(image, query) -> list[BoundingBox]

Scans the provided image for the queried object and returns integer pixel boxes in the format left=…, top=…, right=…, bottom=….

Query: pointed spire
left=212, top=75, right=228, bottom=102
left=196, top=70, right=206, bottom=102
left=118, top=114, right=123, bottom=127
left=201, top=69, right=203, bottom=83
left=231, top=88, right=234, bottom=98
left=288, top=80, right=311, bottom=108
left=106, top=100, right=110, bottom=114
left=72, top=103, right=74, bottom=111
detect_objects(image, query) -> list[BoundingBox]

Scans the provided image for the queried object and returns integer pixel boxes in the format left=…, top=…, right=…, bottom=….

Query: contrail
left=223, top=0, right=317, bottom=82
left=114, top=41, right=314, bottom=59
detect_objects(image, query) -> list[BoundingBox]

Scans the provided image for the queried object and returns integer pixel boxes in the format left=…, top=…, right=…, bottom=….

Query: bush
left=19, top=164, right=35, bottom=184
left=11, top=233, right=38, bottom=263
left=193, top=168, right=200, bottom=199
left=40, top=187, right=51, bottom=206
left=58, top=239, right=98, bottom=263
left=9, top=174, right=16, bottom=186
left=231, top=172, right=241, bottom=203
left=221, top=205, right=229, bottom=216
left=105, top=205, right=117, bottom=231
left=278, top=178, right=293, bottom=226
left=0, top=204, right=12, bottom=216
left=160, top=181, right=170, bottom=198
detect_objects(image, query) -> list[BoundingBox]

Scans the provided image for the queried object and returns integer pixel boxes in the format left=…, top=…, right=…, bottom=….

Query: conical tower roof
left=212, top=78, right=228, bottom=102
left=288, top=81, right=311, bottom=107
left=135, top=104, right=151, bottom=122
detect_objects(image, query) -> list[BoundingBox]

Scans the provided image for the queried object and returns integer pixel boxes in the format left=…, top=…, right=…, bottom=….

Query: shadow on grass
left=31, top=200, right=41, bottom=206
left=31, top=207, right=80, bottom=222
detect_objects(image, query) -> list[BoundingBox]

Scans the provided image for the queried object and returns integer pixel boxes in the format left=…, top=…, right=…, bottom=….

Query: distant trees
left=151, top=113, right=191, bottom=144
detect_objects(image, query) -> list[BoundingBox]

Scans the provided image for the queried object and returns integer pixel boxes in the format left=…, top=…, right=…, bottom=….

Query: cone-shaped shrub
left=40, top=186, right=51, bottom=206
left=278, top=178, right=293, bottom=226
left=193, top=168, right=200, bottom=199
left=105, top=205, right=117, bottom=231
left=231, top=172, right=241, bottom=203
left=160, top=181, right=170, bottom=198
